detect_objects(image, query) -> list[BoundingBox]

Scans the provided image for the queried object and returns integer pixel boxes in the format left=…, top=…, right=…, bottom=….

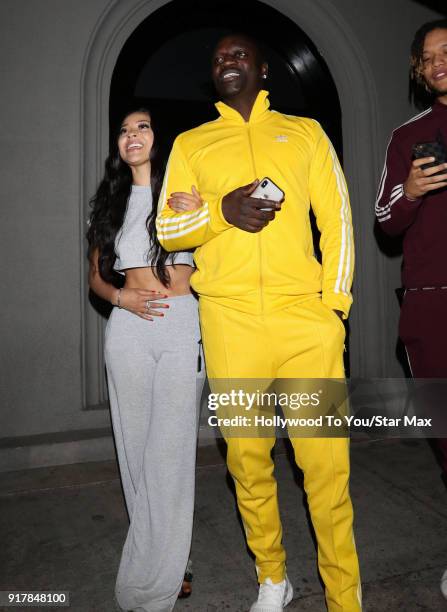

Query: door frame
left=80, top=0, right=386, bottom=407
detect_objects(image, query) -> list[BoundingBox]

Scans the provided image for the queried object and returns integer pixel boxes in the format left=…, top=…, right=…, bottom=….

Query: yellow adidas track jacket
left=157, top=90, right=354, bottom=317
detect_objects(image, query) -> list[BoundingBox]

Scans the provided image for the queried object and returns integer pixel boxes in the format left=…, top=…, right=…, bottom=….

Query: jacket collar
left=215, top=89, right=270, bottom=123
left=432, top=98, right=447, bottom=115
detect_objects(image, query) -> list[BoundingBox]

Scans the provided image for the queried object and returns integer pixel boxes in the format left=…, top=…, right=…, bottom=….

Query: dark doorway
left=109, top=0, right=348, bottom=369
left=110, top=0, right=342, bottom=162
left=412, top=0, right=447, bottom=14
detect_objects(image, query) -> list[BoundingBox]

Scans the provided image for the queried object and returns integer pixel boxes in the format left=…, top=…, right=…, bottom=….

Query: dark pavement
left=1, top=438, right=446, bottom=611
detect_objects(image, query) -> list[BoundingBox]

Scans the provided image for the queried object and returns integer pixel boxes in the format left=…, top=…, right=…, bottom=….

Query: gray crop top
left=114, top=185, right=194, bottom=274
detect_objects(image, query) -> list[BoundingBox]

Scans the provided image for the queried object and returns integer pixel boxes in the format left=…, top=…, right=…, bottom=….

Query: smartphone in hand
left=250, top=177, right=285, bottom=211
left=412, top=130, right=447, bottom=175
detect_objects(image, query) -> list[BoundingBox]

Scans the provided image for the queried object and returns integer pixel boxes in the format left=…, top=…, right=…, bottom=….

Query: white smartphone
left=250, top=177, right=285, bottom=211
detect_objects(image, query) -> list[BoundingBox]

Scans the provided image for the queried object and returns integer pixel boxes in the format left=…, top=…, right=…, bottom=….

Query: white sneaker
left=249, top=575, right=293, bottom=612
left=441, top=569, right=447, bottom=599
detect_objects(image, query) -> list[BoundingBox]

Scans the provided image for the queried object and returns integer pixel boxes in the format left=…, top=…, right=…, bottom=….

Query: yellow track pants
left=199, top=297, right=362, bottom=612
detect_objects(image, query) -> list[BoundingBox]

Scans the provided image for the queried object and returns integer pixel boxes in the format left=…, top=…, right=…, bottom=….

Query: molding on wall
left=0, top=427, right=115, bottom=473
left=80, top=0, right=388, bottom=407
left=266, top=0, right=388, bottom=376
left=80, top=0, right=170, bottom=407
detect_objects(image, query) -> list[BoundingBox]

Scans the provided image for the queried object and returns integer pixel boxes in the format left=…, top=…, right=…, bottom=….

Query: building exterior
left=0, top=0, right=443, bottom=470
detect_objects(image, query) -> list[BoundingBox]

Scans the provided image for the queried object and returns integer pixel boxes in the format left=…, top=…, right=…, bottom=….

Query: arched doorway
left=81, top=0, right=383, bottom=408
left=108, top=0, right=346, bottom=346
left=109, top=0, right=342, bottom=160
left=104, top=0, right=348, bottom=375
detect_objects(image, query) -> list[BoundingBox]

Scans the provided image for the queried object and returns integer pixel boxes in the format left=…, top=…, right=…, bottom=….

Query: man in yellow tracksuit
left=157, top=34, right=361, bottom=612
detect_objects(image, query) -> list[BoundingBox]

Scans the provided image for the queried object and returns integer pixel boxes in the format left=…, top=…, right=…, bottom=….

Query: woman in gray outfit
left=87, top=108, right=205, bottom=612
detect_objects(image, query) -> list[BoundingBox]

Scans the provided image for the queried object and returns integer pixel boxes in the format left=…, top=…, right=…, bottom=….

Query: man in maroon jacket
left=375, top=19, right=447, bottom=599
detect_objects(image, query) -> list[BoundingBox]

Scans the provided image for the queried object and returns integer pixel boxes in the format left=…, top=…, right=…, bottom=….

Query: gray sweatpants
left=104, top=294, right=204, bottom=612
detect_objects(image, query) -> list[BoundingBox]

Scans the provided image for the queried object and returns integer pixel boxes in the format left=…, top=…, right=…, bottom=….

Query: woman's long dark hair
left=87, top=107, right=173, bottom=288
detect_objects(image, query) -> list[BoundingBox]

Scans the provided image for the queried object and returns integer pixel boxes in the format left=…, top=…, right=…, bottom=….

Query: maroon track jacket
left=375, top=100, right=447, bottom=288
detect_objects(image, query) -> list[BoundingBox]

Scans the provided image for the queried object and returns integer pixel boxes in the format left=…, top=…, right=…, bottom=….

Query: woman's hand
left=167, top=185, right=203, bottom=212
left=403, top=158, right=447, bottom=200
left=117, top=288, right=169, bottom=321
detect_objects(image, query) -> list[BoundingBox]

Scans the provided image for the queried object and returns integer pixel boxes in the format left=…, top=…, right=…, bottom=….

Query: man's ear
left=261, top=62, right=269, bottom=80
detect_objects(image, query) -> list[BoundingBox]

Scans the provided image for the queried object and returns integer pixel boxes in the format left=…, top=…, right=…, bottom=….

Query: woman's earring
left=262, top=73, right=267, bottom=79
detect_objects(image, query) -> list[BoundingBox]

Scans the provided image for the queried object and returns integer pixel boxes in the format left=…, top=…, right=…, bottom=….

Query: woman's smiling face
left=117, top=111, right=154, bottom=168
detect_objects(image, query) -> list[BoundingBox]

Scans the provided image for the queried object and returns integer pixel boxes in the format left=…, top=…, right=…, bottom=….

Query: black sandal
left=178, top=560, right=193, bottom=599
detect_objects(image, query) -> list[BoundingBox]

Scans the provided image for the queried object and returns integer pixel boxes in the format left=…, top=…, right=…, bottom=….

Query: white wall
left=0, top=0, right=112, bottom=439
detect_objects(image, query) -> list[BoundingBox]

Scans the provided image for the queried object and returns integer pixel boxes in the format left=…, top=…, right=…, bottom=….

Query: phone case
left=412, top=130, right=447, bottom=174
left=250, top=177, right=285, bottom=210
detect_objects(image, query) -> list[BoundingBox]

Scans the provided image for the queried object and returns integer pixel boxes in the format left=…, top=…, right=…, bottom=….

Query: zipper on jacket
left=246, top=123, right=264, bottom=315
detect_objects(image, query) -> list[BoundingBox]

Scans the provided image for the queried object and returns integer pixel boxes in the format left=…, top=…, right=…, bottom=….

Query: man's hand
left=403, top=158, right=447, bottom=200
left=221, top=180, right=281, bottom=232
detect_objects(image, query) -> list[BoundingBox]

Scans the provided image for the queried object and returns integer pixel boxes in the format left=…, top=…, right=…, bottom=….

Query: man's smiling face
left=422, top=28, right=447, bottom=98
left=212, top=35, right=268, bottom=102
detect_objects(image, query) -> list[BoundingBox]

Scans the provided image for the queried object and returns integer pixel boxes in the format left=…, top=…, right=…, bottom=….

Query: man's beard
left=428, top=82, right=447, bottom=97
